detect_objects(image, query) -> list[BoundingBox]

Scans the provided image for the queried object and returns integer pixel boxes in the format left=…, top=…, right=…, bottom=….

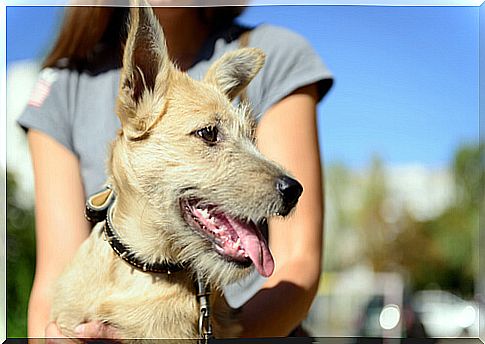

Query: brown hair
left=43, top=6, right=245, bottom=70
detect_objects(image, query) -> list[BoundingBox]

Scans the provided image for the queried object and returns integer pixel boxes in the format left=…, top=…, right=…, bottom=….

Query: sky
left=6, top=4, right=480, bottom=169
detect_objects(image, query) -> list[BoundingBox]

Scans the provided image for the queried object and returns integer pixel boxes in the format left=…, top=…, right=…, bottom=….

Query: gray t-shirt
left=18, top=23, right=333, bottom=308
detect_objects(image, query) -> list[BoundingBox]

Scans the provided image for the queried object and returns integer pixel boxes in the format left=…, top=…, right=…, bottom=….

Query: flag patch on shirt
left=28, top=68, right=58, bottom=108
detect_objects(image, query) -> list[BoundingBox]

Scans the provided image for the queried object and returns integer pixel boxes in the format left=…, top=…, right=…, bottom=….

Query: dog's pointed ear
left=204, top=47, right=265, bottom=101
left=117, top=2, right=171, bottom=140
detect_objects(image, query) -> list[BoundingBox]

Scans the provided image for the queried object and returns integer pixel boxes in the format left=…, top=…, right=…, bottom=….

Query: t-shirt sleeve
left=17, top=68, right=77, bottom=154
left=247, top=25, right=334, bottom=119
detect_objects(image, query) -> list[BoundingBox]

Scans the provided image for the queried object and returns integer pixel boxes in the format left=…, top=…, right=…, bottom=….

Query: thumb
left=45, top=321, right=76, bottom=344
left=75, top=321, right=118, bottom=339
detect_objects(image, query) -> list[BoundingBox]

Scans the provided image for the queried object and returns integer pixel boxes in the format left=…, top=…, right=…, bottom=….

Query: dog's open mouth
left=180, top=198, right=275, bottom=277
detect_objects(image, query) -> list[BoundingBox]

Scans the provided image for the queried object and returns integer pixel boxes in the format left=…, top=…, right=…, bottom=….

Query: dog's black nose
left=276, top=176, right=303, bottom=215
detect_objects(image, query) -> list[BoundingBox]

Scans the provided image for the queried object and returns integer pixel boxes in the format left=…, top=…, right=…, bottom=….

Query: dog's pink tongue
left=226, top=217, right=274, bottom=277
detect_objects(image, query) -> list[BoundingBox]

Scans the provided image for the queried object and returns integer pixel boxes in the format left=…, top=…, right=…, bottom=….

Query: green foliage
left=395, top=143, right=481, bottom=296
left=347, top=143, right=481, bottom=297
left=7, top=171, right=36, bottom=337
left=453, top=143, right=484, bottom=209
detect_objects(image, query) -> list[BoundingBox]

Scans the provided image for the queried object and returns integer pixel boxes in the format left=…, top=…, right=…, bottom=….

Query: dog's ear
left=117, top=2, right=171, bottom=140
left=204, top=48, right=265, bottom=101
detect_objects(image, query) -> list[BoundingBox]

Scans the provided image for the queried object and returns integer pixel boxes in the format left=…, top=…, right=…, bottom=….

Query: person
left=18, top=2, right=333, bottom=339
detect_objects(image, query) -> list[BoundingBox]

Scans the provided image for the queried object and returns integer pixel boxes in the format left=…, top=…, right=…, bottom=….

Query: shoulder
left=248, top=24, right=316, bottom=56
left=241, top=24, right=333, bottom=118
left=18, top=66, right=120, bottom=155
left=26, top=67, right=81, bottom=112
left=25, top=66, right=118, bottom=117
left=39, top=66, right=81, bottom=88
left=245, top=23, right=330, bottom=73
left=36, top=66, right=119, bottom=106
left=32, top=67, right=76, bottom=98
left=38, top=59, right=120, bottom=90
left=22, top=67, right=79, bottom=116
left=254, top=23, right=307, bottom=38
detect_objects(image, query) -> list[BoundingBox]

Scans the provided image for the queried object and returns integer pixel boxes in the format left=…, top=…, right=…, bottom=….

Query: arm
left=28, top=130, right=123, bottom=339
left=239, top=84, right=324, bottom=337
left=27, top=129, right=91, bottom=337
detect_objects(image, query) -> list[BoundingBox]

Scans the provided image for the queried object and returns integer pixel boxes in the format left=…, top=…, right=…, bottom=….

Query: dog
left=50, top=4, right=303, bottom=340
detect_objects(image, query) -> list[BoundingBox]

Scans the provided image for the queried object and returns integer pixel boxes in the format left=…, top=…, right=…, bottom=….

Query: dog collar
left=85, top=185, right=185, bottom=274
left=104, top=206, right=186, bottom=274
left=86, top=185, right=213, bottom=340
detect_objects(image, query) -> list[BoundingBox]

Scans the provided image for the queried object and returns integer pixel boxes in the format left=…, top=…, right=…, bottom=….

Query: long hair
left=43, top=6, right=245, bottom=70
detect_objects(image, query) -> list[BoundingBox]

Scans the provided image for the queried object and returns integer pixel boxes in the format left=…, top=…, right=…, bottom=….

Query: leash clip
left=196, top=271, right=213, bottom=342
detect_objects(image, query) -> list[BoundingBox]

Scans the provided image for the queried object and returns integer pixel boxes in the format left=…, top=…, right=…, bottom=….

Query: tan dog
left=50, top=4, right=303, bottom=340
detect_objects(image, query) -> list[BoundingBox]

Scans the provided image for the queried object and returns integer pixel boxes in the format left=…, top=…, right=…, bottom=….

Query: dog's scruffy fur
left=50, top=4, right=301, bottom=339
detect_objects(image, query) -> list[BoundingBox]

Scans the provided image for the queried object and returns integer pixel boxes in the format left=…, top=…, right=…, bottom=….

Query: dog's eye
left=195, top=126, right=219, bottom=144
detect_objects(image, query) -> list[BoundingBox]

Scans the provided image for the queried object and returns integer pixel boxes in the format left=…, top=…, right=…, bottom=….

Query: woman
left=19, top=3, right=333, bottom=338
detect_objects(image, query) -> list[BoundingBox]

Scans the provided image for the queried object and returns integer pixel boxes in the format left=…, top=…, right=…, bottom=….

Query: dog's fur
left=50, top=5, right=300, bottom=339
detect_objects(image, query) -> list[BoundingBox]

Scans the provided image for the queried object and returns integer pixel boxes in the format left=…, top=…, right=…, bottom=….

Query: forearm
left=239, top=257, right=320, bottom=337
left=28, top=282, right=52, bottom=337
left=27, top=130, right=91, bottom=338
left=242, top=84, right=324, bottom=337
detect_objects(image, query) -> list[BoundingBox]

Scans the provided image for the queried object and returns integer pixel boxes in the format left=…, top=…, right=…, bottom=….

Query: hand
left=45, top=321, right=74, bottom=344
left=74, top=321, right=119, bottom=339
left=45, top=321, right=119, bottom=343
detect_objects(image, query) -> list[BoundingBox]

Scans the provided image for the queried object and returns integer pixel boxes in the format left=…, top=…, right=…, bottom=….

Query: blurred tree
left=324, top=162, right=363, bottom=270
left=416, top=143, right=481, bottom=295
left=7, top=171, right=36, bottom=337
left=453, top=143, right=484, bottom=208
left=395, top=143, right=480, bottom=296
left=351, top=143, right=480, bottom=297
left=357, top=155, right=398, bottom=272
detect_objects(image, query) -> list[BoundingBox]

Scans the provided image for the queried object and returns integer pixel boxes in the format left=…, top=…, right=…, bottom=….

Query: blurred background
left=5, top=2, right=482, bottom=340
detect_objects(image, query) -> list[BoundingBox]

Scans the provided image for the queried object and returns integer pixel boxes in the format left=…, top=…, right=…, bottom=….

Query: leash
left=85, top=185, right=214, bottom=341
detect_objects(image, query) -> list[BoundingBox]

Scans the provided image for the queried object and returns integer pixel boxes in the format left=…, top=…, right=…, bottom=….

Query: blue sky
left=6, top=5, right=479, bottom=169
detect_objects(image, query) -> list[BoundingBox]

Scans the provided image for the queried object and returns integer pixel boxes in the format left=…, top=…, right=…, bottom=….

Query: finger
left=45, top=322, right=77, bottom=344
left=75, top=321, right=118, bottom=339
left=45, top=321, right=64, bottom=337
left=74, top=322, right=102, bottom=338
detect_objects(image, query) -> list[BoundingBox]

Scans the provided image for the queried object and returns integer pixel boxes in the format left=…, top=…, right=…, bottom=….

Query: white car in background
left=412, top=290, right=478, bottom=337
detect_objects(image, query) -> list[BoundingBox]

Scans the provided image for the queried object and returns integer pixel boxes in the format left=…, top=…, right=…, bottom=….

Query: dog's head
left=109, top=5, right=303, bottom=285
